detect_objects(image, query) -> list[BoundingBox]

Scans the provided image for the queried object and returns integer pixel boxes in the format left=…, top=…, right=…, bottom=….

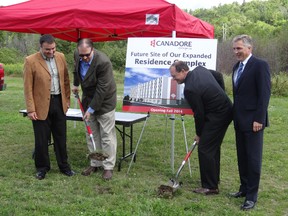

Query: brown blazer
left=23, top=51, right=70, bottom=120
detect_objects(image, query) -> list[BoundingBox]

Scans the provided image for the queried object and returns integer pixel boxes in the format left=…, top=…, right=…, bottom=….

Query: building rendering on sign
left=128, top=76, right=186, bottom=106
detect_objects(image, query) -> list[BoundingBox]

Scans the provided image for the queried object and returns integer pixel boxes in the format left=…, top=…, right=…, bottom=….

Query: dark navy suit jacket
left=232, top=55, right=271, bottom=131
left=184, top=66, right=232, bottom=136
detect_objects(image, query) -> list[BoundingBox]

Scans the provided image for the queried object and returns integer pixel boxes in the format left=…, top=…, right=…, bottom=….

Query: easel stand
left=125, top=112, right=192, bottom=176
left=180, top=114, right=192, bottom=176
left=169, top=114, right=192, bottom=176
left=126, top=112, right=150, bottom=175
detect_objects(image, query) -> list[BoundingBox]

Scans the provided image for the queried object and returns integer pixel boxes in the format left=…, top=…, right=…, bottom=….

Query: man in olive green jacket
left=72, top=38, right=117, bottom=180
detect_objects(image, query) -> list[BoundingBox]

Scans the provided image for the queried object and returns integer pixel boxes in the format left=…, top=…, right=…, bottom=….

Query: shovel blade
left=169, top=178, right=182, bottom=189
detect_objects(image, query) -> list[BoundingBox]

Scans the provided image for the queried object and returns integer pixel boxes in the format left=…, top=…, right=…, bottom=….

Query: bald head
left=77, top=38, right=93, bottom=48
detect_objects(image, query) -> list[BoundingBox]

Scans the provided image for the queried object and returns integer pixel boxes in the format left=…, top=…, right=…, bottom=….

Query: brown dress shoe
left=193, top=188, right=219, bottom=195
left=81, top=166, right=98, bottom=176
left=102, top=170, right=113, bottom=180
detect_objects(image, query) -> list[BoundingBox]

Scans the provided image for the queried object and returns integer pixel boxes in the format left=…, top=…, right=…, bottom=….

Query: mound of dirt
left=88, top=152, right=109, bottom=161
left=157, top=184, right=174, bottom=199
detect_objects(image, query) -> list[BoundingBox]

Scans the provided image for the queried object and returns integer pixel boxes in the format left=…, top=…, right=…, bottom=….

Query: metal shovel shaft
left=165, top=141, right=197, bottom=191
left=75, top=92, right=97, bottom=151
left=74, top=92, right=109, bottom=161
left=87, top=126, right=97, bottom=151
left=175, top=141, right=197, bottom=179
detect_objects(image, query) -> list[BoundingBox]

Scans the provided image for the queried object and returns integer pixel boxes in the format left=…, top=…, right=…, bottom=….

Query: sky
left=0, top=0, right=27, bottom=6
left=1, top=0, right=252, bottom=9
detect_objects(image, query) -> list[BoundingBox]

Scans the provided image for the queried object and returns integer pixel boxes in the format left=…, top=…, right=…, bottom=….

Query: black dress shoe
left=229, top=191, right=246, bottom=198
left=241, top=200, right=255, bottom=210
left=61, top=170, right=76, bottom=177
left=35, top=171, right=46, bottom=180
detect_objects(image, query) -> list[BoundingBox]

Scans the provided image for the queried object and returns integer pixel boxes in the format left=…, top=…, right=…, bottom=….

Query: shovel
left=74, top=92, right=108, bottom=161
left=158, top=141, right=197, bottom=198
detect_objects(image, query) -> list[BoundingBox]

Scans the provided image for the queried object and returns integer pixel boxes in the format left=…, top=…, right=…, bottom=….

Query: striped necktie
left=235, top=62, right=244, bottom=86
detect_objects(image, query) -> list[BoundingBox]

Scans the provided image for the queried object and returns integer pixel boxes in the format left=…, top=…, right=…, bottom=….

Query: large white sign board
left=122, top=37, right=217, bottom=114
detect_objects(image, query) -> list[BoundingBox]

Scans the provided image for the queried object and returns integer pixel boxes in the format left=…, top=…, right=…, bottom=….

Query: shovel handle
left=183, top=141, right=197, bottom=161
left=175, top=141, right=197, bottom=178
left=74, top=92, right=90, bottom=129
left=74, top=92, right=97, bottom=151
left=184, top=151, right=192, bottom=161
left=74, top=92, right=85, bottom=116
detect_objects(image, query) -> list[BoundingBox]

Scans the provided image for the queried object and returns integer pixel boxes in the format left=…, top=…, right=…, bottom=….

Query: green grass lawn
left=0, top=76, right=287, bottom=216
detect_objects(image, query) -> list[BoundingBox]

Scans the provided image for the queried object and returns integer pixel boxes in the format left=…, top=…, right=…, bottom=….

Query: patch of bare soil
left=157, top=184, right=174, bottom=199
left=88, top=152, right=109, bottom=161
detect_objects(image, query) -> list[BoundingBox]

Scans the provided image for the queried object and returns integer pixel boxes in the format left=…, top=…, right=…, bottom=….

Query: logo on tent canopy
left=146, top=14, right=159, bottom=25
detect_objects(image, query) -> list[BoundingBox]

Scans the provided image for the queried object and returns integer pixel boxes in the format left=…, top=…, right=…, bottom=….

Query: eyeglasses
left=79, top=49, right=92, bottom=58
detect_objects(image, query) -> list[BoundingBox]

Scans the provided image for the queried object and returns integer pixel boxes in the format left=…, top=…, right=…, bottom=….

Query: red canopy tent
left=0, top=0, right=214, bottom=42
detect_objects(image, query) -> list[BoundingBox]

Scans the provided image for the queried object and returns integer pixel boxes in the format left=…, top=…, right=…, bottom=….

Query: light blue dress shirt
left=79, top=54, right=95, bottom=113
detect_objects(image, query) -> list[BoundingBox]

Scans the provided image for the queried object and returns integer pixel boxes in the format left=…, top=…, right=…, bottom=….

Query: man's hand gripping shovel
left=74, top=92, right=108, bottom=161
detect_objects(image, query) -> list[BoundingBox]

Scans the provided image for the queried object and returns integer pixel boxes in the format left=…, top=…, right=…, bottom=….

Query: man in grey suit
left=169, top=61, right=232, bottom=195
left=72, top=38, right=117, bottom=180
left=229, top=35, right=271, bottom=210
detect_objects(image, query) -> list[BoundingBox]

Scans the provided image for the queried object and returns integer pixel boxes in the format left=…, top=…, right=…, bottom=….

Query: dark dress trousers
left=184, top=66, right=233, bottom=189
left=23, top=52, right=71, bottom=173
left=232, top=55, right=271, bottom=202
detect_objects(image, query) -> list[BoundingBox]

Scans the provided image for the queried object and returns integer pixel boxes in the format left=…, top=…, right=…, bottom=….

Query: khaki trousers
left=86, top=109, right=117, bottom=170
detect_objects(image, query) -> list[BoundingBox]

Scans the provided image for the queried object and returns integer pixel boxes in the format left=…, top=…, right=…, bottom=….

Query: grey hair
left=232, top=34, right=253, bottom=48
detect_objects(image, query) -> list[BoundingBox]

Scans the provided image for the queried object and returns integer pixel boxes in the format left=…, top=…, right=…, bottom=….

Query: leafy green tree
left=0, top=31, right=5, bottom=46
left=55, top=39, right=77, bottom=72
left=192, top=0, right=288, bottom=74
left=100, top=41, right=127, bottom=72
left=275, top=23, right=288, bottom=72
left=0, top=47, right=24, bottom=64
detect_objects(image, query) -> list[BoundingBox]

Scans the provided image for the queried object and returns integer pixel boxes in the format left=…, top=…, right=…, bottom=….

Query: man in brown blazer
left=23, top=34, right=75, bottom=180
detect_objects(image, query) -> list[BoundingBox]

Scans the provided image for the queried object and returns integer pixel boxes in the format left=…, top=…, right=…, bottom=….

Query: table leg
left=116, top=125, right=135, bottom=171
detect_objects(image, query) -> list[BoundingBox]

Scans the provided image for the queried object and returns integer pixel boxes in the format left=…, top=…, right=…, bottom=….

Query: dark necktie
left=236, top=62, right=244, bottom=86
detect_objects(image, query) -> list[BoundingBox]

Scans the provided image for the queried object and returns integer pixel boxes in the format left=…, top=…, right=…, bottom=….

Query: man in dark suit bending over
left=229, top=34, right=271, bottom=211
left=169, top=61, right=232, bottom=195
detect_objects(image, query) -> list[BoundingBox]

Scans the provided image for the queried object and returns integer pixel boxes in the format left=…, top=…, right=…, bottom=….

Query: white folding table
left=19, top=109, right=149, bottom=171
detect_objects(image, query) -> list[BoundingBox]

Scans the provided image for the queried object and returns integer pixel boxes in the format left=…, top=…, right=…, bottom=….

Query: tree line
left=0, top=0, right=287, bottom=75
left=191, top=0, right=288, bottom=74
